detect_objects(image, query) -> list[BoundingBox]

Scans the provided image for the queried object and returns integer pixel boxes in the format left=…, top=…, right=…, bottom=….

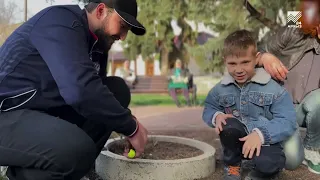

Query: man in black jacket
left=0, top=0, right=148, bottom=179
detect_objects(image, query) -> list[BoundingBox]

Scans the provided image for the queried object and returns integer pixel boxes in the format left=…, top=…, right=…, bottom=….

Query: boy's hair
left=223, top=29, right=257, bottom=59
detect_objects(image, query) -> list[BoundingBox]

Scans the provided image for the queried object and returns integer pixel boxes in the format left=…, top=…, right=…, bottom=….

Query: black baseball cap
left=90, top=0, right=146, bottom=35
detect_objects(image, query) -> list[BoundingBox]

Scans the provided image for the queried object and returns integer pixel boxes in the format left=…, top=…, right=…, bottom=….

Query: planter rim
left=101, top=135, right=216, bottom=163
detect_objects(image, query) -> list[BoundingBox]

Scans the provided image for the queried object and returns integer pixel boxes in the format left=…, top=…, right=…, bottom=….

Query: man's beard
left=94, top=28, right=114, bottom=53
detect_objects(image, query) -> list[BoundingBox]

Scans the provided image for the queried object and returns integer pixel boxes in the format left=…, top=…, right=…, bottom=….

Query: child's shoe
left=223, top=164, right=241, bottom=180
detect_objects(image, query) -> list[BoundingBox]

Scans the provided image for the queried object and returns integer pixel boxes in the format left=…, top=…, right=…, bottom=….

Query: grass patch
left=130, top=93, right=207, bottom=107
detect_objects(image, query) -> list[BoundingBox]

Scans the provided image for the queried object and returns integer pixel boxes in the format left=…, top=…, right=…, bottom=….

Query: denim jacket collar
left=221, top=68, right=271, bottom=85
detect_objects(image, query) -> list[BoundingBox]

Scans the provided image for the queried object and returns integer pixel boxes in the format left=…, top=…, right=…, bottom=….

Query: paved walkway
left=129, top=106, right=316, bottom=180
left=130, top=106, right=186, bottom=119
left=131, top=106, right=208, bottom=131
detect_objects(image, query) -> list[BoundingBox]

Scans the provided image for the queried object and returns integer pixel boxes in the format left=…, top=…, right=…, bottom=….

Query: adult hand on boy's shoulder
left=259, top=52, right=288, bottom=81
left=239, top=131, right=262, bottom=159
left=214, top=114, right=234, bottom=134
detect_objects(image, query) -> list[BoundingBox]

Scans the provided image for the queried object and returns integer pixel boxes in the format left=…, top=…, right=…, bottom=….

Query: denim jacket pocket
left=218, top=94, right=235, bottom=107
left=248, top=91, right=273, bottom=119
left=218, top=94, right=236, bottom=114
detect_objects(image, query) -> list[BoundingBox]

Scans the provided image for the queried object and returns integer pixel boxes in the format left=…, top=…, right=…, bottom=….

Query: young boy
left=202, top=30, right=297, bottom=180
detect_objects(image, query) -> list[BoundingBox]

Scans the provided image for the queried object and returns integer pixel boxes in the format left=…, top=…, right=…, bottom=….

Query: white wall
left=154, top=59, right=161, bottom=75
left=107, top=56, right=161, bottom=76
left=136, top=55, right=145, bottom=76
left=129, top=60, right=135, bottom=70
left=107, top=63, right=112, bottom=76
left=107, top=59, right=135, bottom=76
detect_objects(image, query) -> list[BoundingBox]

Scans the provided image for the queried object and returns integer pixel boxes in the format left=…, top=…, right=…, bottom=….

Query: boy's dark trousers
left=219, top=118, right=286, bottom=177
left=0, top=76, right=131, bottom=180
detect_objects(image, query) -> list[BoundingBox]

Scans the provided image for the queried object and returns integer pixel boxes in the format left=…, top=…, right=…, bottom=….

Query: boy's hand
left=239, top=131, right=262, bottom=159
left=214, top=114, right=234, bottom=134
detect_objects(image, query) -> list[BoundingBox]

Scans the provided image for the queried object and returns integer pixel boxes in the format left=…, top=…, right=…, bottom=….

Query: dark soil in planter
left=108, top=139, right=203, bottom=160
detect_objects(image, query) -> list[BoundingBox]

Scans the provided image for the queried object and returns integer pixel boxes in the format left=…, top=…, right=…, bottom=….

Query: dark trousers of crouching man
left=0, top=76, right=131, bottom=180
left=220, top=118, right=286, bottom=178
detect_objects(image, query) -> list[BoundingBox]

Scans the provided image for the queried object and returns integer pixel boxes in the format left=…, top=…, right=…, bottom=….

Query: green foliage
left=122, top=0, right=176, bottom=61
left=188, top=0, right=300, bottom=73
left=130, top=93, right=207, bottom=107
left=120, top=0, right=219, bottom=73
left=188, top=0, right=259, bottom=73
left=75, top=0, right=300, bottom=73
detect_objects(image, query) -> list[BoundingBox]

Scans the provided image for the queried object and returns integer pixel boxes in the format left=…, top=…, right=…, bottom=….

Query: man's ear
left=95, top=3, right=107, bottom=20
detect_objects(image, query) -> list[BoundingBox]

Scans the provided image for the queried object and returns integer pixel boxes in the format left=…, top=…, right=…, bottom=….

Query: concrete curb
left=95, top=135, right=216, bottom=180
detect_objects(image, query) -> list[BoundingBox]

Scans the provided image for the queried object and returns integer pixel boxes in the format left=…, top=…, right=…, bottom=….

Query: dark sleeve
left=29, top=7, right=137, bottom=136
left=98, top=53, right=108, bottom=78
left=259, top=26, right=304, bottom=55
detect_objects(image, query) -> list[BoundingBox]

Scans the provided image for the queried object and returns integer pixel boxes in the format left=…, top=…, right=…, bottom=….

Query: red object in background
left=300, top=0, right=320, bottom=36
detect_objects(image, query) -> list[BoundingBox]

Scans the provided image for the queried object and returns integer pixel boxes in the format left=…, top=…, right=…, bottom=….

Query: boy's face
left=224, top=46, right=258, bottom=86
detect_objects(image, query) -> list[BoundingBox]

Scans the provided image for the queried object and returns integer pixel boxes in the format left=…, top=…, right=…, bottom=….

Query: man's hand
left=214, top=114, right=234, bottom=134
left=259, top=53, right=288, bottom=81
left=239, top=131, right=262, bottom=159
left=125, top=120, right=148, bottom=158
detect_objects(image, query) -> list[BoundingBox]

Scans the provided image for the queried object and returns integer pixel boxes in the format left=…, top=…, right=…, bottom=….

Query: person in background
left=115, top=60, right=137, bottom=89
left=168, top=59, right=191, bottom=107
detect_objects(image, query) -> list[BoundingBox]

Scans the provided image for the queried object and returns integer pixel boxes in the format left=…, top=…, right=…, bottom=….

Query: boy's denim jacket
left=202, top=68, right=297, bottom=145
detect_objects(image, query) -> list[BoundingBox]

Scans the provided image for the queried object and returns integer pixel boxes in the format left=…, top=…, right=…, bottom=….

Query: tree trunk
left=243, top=0, right=281, bottom=30
left=160, top=48, right=169, bottom=75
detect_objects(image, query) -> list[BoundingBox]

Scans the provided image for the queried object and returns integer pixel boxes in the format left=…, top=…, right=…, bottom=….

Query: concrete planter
left=95, top=135, right=216, bottom=180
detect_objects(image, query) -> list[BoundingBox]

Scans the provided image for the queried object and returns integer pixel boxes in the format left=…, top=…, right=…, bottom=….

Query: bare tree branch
left=243, top=0, right=281, bottom=30
left=46, top=0, right=55, bottom=5
left=0, top=0, right=18, bottom=45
